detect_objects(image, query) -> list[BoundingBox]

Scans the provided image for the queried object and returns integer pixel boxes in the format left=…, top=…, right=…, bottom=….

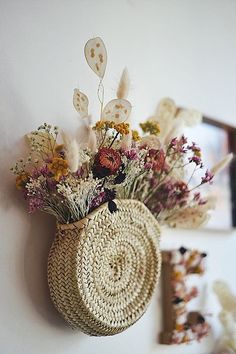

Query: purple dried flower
left=188, top=142, right=201, bottom=154
left=123, top=149, right=138, bottom=160
left=189, top=156, right=202, bottom=165
left=28, top=197, right=44, bottom=213
left=46, top=178, right=57, bottom=191
left=169, top=137, right=178, bottom=148
left=201, top=170, right=214, bottom=184
left=169, top=135, right=188, bottom=153
left=32, top=165, right=51, bottom=178
left=146, top=180, right=189, bottom=215
left=89, top=188, right=116, bottom=212
left=144, top=162, right=152, bottom=170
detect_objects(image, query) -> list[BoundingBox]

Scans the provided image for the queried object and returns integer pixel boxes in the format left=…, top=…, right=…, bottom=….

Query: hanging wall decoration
left=11, top=37, right=232, bottom=336
left=159, top=247, right=210, bottom=344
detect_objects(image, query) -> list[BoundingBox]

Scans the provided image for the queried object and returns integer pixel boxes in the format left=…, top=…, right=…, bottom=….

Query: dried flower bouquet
left=11, top=38, right=232, bottom=229
left=11, top=37, right=233, bottom=335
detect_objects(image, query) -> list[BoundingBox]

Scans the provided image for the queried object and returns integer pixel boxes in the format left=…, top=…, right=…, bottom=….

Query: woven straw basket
left=47, top=199, right=161, bottom=336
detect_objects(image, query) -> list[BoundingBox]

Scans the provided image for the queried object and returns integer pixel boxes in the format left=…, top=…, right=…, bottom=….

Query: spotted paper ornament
left=155, top=98, right=176, bottom=121
left=176, top=109, right=202, bottom=127
left=84, top=37, right=107, bottom=78
left=73, top=89, right=89, bottom=118
left=102, top=99, right=132, bottom=123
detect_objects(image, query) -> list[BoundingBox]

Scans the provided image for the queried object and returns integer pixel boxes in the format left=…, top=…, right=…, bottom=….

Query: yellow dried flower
left=194, top=150, right=201, bottom=158
left=140, top=121, right=160, bottom=135
left=115, top=122, right=130, bottom=135
left=107, top=121, right=115, bottom=129
left=94, top=121, right=106, bottom=130
left=94, top=120, right=117, bottom=131
left=48, top=157, right=69, bottom=181
left=93, top=120, right=129, bottom=136
left=132, top=130, right=141, bottom=142
left=15, top=173, right=29, bottom=190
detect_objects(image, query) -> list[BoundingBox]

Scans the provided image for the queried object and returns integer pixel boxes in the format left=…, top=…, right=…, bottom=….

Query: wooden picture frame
left=184, top=116, right=236, bottom=229
left=202, top=116, right=236, bottom=228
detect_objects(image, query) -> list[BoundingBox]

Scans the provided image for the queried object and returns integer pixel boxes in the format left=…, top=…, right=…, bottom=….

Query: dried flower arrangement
left=11, top=38, right=232, bottom=229
left=11, top=37, right=233, bottom=336
left=160, top=248, right=210, bottom=344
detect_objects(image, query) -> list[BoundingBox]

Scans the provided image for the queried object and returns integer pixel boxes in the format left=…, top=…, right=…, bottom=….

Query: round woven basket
left=47, top=199, right=161, bottom=336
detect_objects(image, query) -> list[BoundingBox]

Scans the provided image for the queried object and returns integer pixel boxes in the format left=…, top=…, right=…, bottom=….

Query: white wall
left=1, top=1, right=236, bottom=354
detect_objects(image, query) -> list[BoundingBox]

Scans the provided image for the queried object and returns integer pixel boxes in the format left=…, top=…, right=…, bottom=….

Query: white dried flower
left=140, top=135, right=161, bottom=149
left=86, top=125, right=97, bottom=153
left=155, top=97, right=177, bottom=121
left=57, top=174, right=100, bottom=220
left=61, top=131, right=79, bottom=173
left=210, top=153, right=233, bottom=176
left=165, top=205, right=211, bottom=229
left=149, top=98, right=176, bottom=143
left=78, top=149, right=90, bottom=166
left=116, top=68, right=130, bottom=99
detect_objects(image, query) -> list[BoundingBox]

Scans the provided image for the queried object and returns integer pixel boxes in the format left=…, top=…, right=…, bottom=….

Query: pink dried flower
left=169, top=137, right=178, bottom=148
left=28, top=197, right=44, bottom=213
left=146, top=149, right=166, bottom=172
left=188, top=156, right=202, bottom=166
left=147, top=180, right=189, bottom=215
left=201, top=170, right=214, bottom=184
left=123, top=149, right=138, bottom=160
left=169, top=135, right=188, bottom=153
left=32, top=165, right=51, bottom=178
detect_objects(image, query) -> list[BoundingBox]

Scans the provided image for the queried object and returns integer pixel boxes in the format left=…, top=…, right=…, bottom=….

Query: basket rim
left=57, top=199, right=159, bottom=231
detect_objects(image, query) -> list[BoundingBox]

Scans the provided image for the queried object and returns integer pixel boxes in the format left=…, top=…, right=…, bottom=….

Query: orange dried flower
left=16, top=173, right=29, bottom=190
left=94, top=121, right=106, bottom=130
left=175, top=324, right=184, bottom=331
left=48, top=157, right=69, bottom=181
left=115, top=122, right=130, bottom=135
left=93, top=147, right=121, bottom=178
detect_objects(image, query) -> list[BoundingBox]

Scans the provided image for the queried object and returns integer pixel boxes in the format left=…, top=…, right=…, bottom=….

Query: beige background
left=1, top=1, right=236, bottom=353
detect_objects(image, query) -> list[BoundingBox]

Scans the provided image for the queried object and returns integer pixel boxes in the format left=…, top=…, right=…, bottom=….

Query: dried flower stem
left=97, top=79, right=104, bottom=120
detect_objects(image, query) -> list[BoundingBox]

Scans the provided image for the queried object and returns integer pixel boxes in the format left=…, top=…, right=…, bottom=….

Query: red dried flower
left=93, top=147, right=122, bottom=178
left=146, top=149, right=166, bottom=172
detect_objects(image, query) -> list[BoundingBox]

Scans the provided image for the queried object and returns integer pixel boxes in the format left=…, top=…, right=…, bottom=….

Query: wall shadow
left=24, top=212, right=71, bottom=330
left=0, top=71, right=83, bottom=336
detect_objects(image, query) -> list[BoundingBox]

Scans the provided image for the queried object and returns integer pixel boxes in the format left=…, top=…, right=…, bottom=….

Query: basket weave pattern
left=48, top=199, right=161, bottom=336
